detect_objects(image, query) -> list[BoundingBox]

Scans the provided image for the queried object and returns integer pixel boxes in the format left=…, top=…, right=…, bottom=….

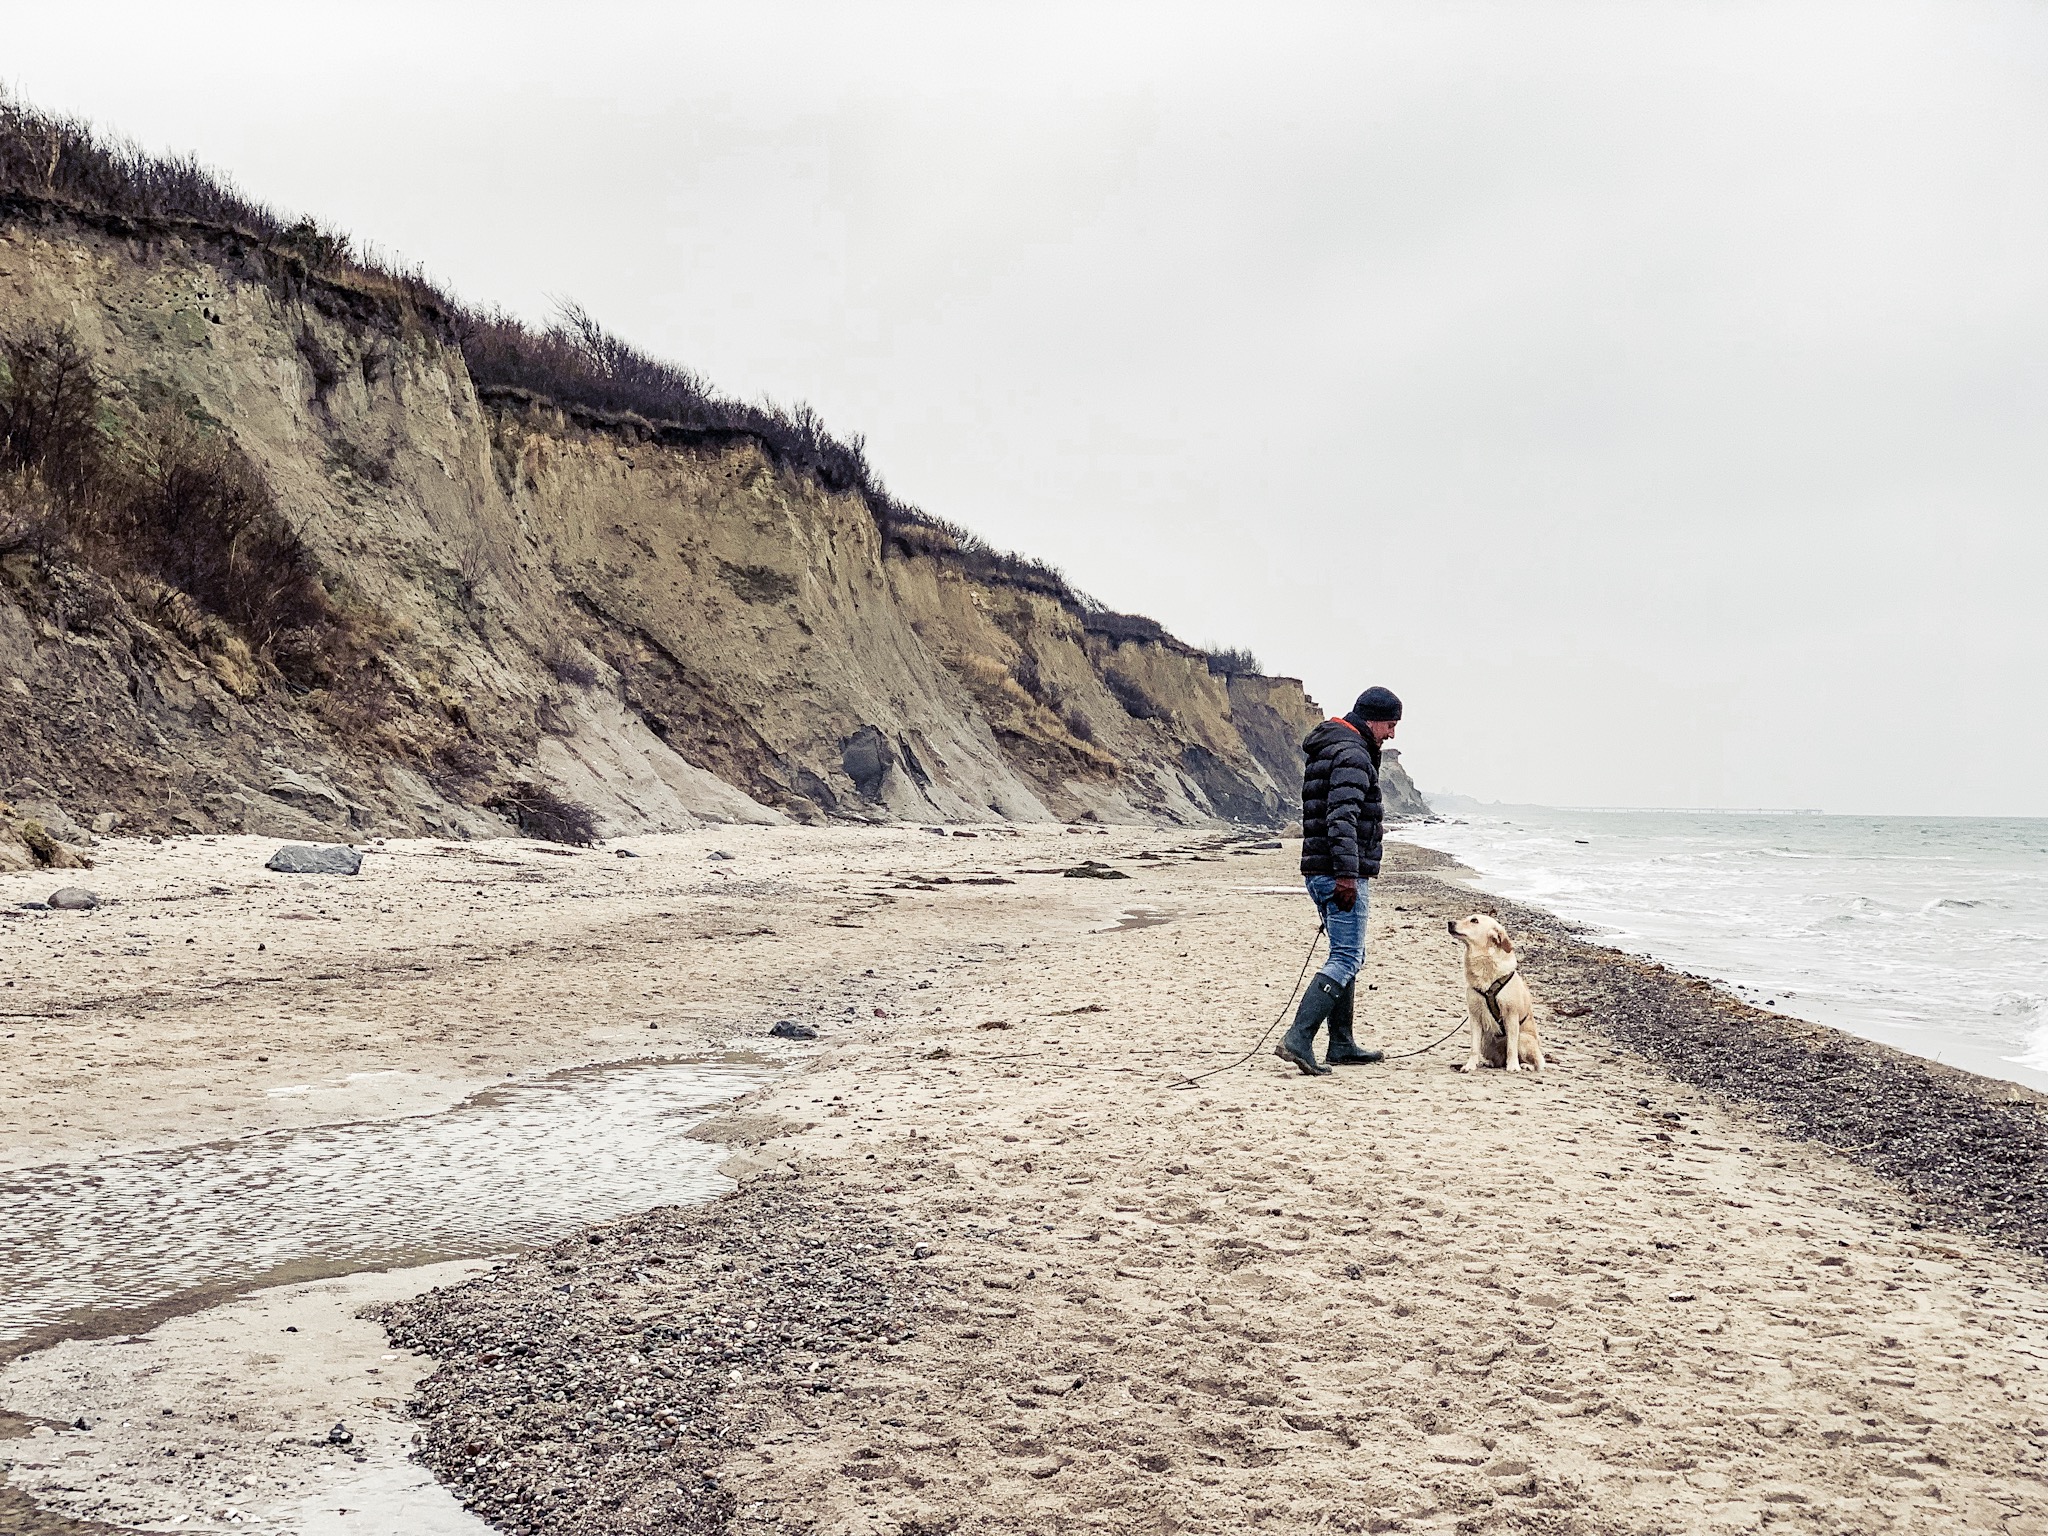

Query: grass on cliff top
left=0, top=92, right=1245, bottom=666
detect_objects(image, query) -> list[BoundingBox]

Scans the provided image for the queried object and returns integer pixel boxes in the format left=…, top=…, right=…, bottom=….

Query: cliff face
left=0, top=208, right=1321, bottom=856
left=1380, top=748, right=1431, bottom=821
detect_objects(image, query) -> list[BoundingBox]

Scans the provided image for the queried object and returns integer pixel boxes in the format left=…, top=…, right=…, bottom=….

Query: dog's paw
left=1457, top=1059, right=1481, bottom=1074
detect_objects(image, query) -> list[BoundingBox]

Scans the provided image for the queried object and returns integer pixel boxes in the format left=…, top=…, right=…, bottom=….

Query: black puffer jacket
left=1299, top=716, right=1384, bottom=879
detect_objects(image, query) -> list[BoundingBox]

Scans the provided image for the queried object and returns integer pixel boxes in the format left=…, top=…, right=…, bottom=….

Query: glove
left=1332, top=877, right=1358, bottom=912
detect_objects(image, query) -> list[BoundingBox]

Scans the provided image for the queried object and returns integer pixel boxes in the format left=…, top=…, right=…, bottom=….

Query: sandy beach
left=5, top=826, right=2048, bottom=1535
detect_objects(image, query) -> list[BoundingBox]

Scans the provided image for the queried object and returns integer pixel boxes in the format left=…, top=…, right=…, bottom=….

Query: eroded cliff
left=0, top=201, right=1330, bottom=860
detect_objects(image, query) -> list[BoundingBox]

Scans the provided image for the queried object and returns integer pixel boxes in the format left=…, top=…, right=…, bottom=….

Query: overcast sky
left=9, top=1, right=2045, bottom=813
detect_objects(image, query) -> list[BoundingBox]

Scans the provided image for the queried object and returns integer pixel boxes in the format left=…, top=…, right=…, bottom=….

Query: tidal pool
left=0, top=1057, right=773, bottom=1354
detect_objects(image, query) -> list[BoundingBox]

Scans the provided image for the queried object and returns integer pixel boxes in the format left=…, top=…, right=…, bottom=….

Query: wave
left=2011, top=1018, right=2048, bottom=1073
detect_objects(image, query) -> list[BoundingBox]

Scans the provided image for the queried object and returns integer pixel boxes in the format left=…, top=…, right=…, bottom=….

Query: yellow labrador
left=1446, top=913, right=1545, bottom=1073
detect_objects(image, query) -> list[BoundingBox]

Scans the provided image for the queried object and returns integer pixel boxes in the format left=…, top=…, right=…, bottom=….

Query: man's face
left=1368, top=719, right=1399, bottom=745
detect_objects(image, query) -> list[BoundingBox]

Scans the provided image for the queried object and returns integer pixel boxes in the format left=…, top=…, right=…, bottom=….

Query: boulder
left=47, top=887, right=100, bottom=910
left=840, top=726, right=897, bottom=800
left=265, top=844, right=363, bottom=875
left=17, top=801, right=95, bottom=847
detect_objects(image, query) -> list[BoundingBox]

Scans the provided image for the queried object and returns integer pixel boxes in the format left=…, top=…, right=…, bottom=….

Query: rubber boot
left=1324, top=980, right=1384, bottom=1066
left=1274, top=974, right=1342, bottom=1076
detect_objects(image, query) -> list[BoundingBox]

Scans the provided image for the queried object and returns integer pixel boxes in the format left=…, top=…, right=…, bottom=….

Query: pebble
left=770, top=1021, right=818, bottom=1040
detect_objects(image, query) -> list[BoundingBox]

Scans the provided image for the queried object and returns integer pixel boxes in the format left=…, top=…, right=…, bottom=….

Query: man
left=1275, top=686, right=1401, bottom=1075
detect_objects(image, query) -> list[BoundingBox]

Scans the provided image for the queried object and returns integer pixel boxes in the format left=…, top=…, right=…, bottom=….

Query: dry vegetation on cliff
left=0, top=94, right=1200, bottom=650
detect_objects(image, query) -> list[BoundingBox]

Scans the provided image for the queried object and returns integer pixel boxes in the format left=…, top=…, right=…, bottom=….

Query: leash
left=1169, top=919, right=1328, bottom=1089
left=1375, top=1015, right=1470, bottom=1060
left=1169, top=915, right=1483, bottom=1086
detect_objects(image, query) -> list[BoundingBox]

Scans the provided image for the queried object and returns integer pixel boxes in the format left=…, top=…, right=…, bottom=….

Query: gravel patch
left=378, top=1175, right=925, bottom=1536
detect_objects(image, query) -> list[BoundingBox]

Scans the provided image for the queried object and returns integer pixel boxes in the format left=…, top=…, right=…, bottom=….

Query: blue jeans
left=1305, top=876, right=1368, bottom=987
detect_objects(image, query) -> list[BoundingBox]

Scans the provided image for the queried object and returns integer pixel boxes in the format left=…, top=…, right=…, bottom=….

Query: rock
left=840, top=726, right=897, bottom=801
left=71, top=1417, right=89, bottom=1431
left=327, top=1421, right=353, bottom=1446
left=1029, top=1373, right=1083, bottom=1395
left=769, top=1020, right=817, bottom=1040
left=1062, top=861, right=1129, bottom=880
left=708, top=850, right=735, bottom=862
left=615, top=848, right=640, bottom=858
left=47, top=887, right=100, bottom=911
left=90, top=811, right=119, bottom=835
left=912, top=1243, right=934, bottom=1259
left=17, top=801, right=95, bottom=847
left=265, top=844, right=364, bottom=875
left=20, top=819, right=92, bottom=869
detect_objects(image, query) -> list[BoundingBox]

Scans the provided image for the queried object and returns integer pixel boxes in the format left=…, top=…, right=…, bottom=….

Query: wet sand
left=5, top=828, right=2048, bottom=1534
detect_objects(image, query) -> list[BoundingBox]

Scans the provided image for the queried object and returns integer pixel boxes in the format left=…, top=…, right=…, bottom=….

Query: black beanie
left=1351, top=686, right=1403, bottom=722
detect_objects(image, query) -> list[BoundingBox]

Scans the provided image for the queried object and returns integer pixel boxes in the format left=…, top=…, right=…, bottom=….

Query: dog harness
left=1473, top=970, right=1520, bottom=1030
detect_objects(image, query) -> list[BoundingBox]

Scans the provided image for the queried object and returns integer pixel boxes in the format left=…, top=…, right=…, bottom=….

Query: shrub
left=490, top=781, right=599, bottom=846
left=0, top=472, right=59, bottom=558
left=0, top=325, right=377, bottom=696
left=0, top=326, right=104, bottom=503
left=1103, top=670, right=1165, bottom=721
left=1205, top=645, right=1261, bottom=677
left=1, top=92, right=287, bottom=237
left=542, top=637, right=602, bottom=687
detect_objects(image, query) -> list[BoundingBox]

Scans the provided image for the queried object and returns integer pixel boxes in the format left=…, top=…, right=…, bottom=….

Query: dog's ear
left=1496, top=928, right=1514, bottom=954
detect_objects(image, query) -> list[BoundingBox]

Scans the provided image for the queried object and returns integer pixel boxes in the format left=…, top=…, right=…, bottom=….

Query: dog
left=1446, top=913, right=1545, bottom=1073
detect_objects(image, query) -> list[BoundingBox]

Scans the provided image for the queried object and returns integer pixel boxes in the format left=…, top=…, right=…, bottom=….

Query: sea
left=1399, top=807, right=2048, bottom=1095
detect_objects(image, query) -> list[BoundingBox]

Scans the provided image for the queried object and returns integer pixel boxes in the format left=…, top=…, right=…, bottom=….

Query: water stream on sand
left=0, top=1057, right=774, bottom=1354
left=2, top=1057, right=773, bottom=1534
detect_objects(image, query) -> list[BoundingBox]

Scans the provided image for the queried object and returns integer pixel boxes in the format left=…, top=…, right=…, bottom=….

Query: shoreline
left=4, top=831, right=2048, bottom=1533
left=1391, top=839, right=2048, bottom=1263
left=1391, top=814, right=2048, bottom=1099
